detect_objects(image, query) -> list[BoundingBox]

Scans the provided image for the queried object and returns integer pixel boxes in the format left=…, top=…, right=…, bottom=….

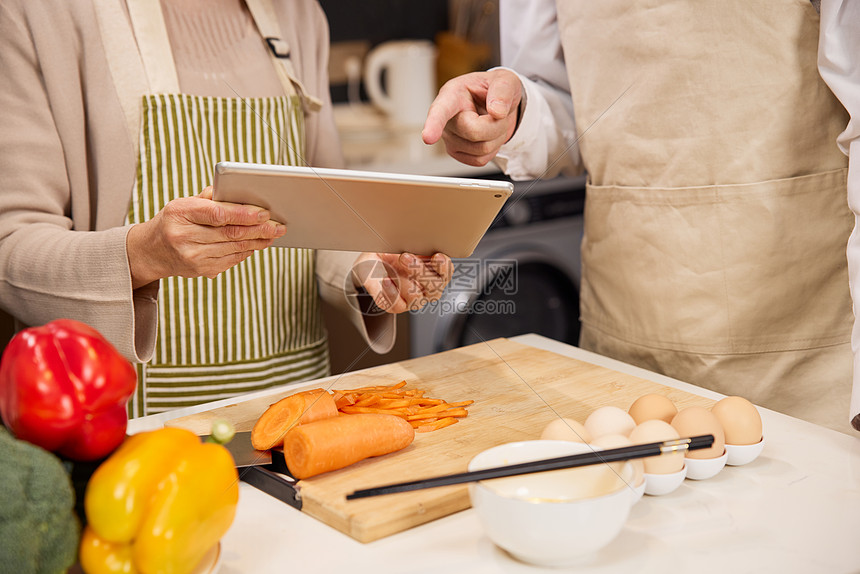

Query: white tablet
left=212, top=162, right=513, bottom=258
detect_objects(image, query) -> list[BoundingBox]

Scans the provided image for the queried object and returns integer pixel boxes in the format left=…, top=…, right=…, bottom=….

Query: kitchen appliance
left=410, top=174, right=586, bottom=358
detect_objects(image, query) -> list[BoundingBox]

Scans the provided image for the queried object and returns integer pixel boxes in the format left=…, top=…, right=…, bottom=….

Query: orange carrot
left=339, top=405, right=410, bottom=417
left=251, top=388, right=337, bottom=450
left=354, top=394, right=381, bottom=407
left=332, top=381, right=473, bottom=433
left=282, top=413, right=415, bottom=479
left=347, top=381, right=408, bottom=393
left=406, top=412, right=445, bottom=421
left=415, top=417, right=459, bottom=433
left=445, top=400, right=474, bottom=408
left=334, top=392, right=357, bottom=409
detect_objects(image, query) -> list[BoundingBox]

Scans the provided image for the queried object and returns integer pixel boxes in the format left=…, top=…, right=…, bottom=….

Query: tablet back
left=212, top=162, right=513, bottom=258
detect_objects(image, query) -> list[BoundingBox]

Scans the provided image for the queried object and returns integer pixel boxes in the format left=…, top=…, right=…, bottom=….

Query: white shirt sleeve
left=818, top=0, right=860, bottom=431
left=494, top=0, right=583, bottom=181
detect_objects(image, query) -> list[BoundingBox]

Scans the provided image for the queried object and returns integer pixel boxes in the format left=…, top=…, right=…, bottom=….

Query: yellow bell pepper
left=79, top=427, right=239, bottom=574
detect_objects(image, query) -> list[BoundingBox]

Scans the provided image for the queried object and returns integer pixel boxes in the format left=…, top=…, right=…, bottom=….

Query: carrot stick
left=334, top=395, right=353, bottom=409
left=411, top=398, right=445, bottom=406
left=406, top=412, right=446, bottom=421
left=375, top=398, right=412, bottom=408
left=382, top=390, right=424, bottom=398
left=282, top=413, right=415, bottom=479
left=331, top=381, right=472, bottom=432
left=409, top=418, right=437, bottom=428
left=251, top=389, right=338, bottom=450
left=444, top=400, right=474, bottom=408
left=415, top=417, right=460, bottom=433
left=412, top=403, right=449, bottom=414
left=339, top=406, right=409, bottom=417
left=346, top=380, right=407, bottom=393
left=354, top=394, right=380, bottom=407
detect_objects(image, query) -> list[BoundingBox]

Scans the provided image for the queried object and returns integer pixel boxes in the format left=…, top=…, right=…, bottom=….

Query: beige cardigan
left=0, top=0, right=394, bottom=362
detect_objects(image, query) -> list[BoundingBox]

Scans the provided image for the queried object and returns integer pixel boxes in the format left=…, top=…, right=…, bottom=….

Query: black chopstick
left=345, top=434, right=714, bottom=500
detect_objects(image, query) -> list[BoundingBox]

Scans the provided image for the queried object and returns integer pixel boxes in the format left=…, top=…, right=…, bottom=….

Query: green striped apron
left=124, top=0, right=328, bottom=417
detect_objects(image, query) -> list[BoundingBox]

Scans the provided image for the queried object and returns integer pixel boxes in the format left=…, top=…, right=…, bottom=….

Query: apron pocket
left=580, top=169, right=851, bottom=354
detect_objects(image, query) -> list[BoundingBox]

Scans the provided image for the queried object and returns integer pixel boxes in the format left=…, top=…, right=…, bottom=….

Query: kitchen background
left=316, top=0, right=586, bottom=373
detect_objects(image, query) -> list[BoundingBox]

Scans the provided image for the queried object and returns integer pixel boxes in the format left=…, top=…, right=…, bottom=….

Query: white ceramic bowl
left=685, top=449, right=728, bottom=480
left=468, top=440, right=636, bottom=567
left=630, top=478, right=646, bottom=503
left=725, top=437, right=765, bottom=466
left=643, top=465, right=687, bottom=496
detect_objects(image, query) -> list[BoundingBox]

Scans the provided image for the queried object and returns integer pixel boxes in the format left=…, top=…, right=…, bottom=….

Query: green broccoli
left=0, top=426, right=80, bottom=574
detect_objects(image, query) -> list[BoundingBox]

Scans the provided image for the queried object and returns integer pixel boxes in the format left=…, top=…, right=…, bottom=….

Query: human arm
left=0, top=2, right=154, bottom=362
left=0, top=2, right=291, bottom=358
left=818, top=0, right=860, bottom=431
left=422, top=0, right=581, bottom=180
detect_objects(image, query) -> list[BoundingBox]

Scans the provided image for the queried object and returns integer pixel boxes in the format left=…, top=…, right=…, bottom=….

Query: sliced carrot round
left=251, top=389, right=337, bottom=450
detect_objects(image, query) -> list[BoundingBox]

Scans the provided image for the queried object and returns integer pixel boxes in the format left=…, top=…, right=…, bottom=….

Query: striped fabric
left=127, top=93, right=328, bottom=417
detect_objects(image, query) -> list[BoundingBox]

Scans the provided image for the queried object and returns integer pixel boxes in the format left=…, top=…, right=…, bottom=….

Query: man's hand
left=422, top=69, right=523, bottom=166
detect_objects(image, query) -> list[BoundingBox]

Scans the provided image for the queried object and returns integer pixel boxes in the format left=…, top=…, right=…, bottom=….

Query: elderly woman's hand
left=353, top=252, right=454, bottom=314
left=126, top=186, right=286, bottom=288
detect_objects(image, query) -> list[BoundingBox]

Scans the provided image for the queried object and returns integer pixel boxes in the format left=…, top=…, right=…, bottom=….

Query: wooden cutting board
left=166, top=338, right=714, bottom=543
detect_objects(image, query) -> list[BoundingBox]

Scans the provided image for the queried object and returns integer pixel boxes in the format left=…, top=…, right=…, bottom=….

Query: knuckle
left=224, top=225, right=244, bottom=241
left=209, top=204, right=228, bottom=226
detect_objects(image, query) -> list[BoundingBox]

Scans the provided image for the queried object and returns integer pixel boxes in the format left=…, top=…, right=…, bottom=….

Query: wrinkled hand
left=422, top=69, right=523, bottom=167
left=352, top=252, right=454, bottom=314
left=127, top=186, right=286, bottom=288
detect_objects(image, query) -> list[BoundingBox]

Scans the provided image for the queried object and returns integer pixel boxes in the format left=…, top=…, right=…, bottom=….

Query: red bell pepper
left=0, top=319, right=137, bottom=460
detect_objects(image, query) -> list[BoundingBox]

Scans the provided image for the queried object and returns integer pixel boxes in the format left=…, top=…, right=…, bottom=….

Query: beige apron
left=113, top=0, right=329, bottom=416
left=554, top=0, right=854, bottom=433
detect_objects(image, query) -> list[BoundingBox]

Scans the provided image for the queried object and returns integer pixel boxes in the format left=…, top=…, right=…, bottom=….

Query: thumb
left=485, top=72, right=521, bottom=120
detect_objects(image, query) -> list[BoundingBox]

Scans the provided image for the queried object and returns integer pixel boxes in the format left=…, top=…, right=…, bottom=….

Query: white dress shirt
left=494, top=0, right=581, bottom=180
left=819, top=0, right=860, bottom=429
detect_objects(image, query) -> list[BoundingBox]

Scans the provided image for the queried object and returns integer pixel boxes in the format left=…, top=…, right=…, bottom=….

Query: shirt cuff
left=494, top=69, right=581, bottom=180
left=315, top=250, right=396, bottom=354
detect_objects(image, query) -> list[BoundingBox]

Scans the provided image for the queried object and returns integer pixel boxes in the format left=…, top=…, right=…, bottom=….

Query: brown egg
left=540, top=418, right=592, bottom=443
left=670, top=406, right=726, bottom=459
left=628, top=420, right=684, bottom=475
left=711, top=396, right=762, bottom=445
left=584, top=406, right=637, bottom=439
left=628, top=393, right=678, bottom=425
left=590, top=433, right=645, bottom=486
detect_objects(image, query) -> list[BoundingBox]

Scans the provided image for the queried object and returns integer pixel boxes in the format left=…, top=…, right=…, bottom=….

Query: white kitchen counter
left=128, top=334, right=860, bottom=574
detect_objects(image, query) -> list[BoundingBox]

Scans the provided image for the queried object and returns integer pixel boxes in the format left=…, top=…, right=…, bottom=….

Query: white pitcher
left=363, top=40, right=437, bottom=127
